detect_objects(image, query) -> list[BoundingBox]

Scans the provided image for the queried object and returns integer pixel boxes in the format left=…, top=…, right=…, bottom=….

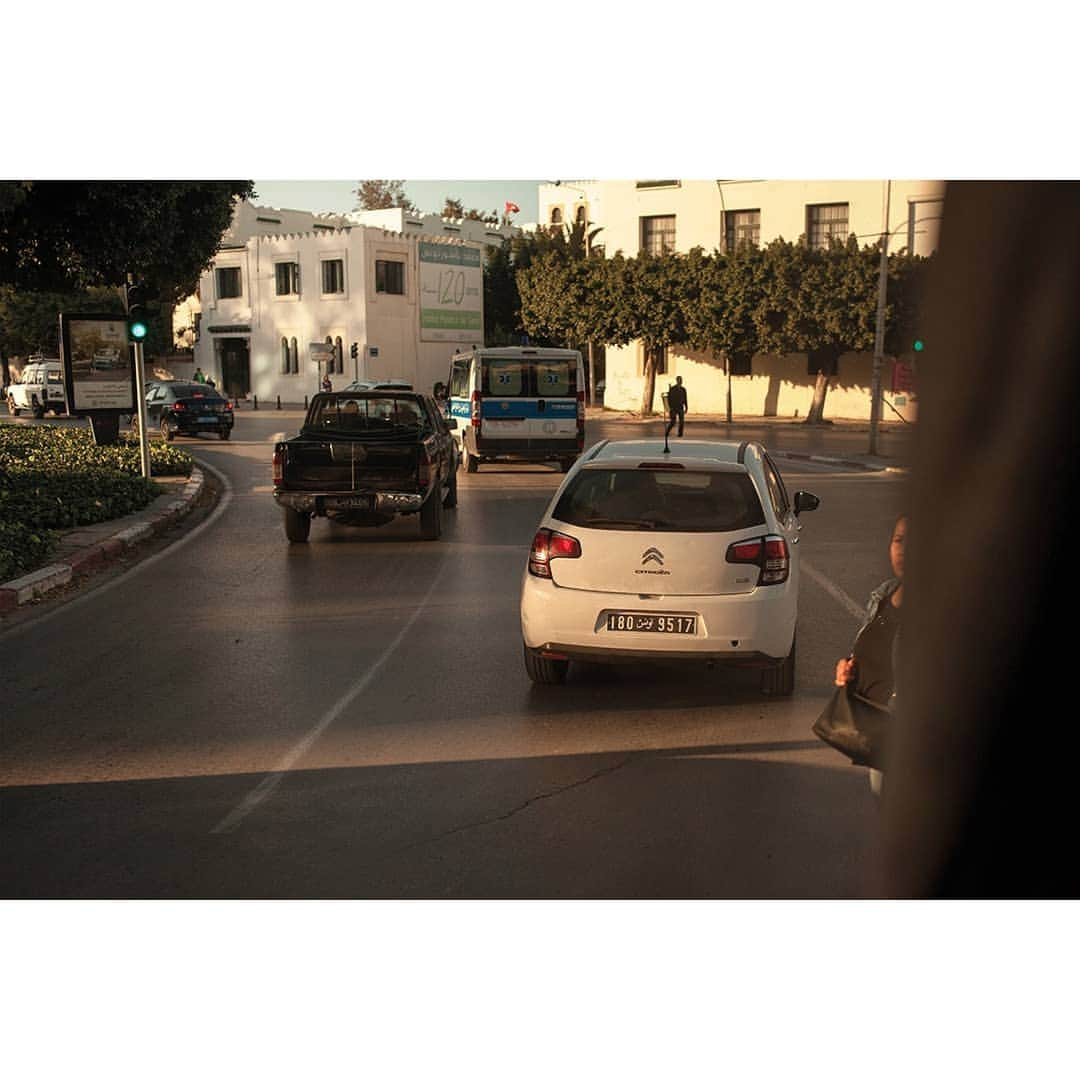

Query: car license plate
left=197, top=416, right=217, bottom=423
left=606, top=612, right=697, bottom=634
left=335, top=495, right=372, bottom=509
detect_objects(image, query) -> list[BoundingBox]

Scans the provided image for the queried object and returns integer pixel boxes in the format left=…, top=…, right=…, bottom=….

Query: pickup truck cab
left=272, top=390, right=458, bottom=543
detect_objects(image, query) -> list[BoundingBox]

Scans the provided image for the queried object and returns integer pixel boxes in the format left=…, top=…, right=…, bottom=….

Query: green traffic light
left=913, top=338, right=925, bottom=352
left=129, top=321, right=148, bottom=341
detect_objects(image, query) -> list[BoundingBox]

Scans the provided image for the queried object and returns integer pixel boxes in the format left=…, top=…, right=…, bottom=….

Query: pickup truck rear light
left=418, top=443, right=432, bottom=487
left=470, top=390, right=482, bottom=430
left=272, top=449, right=283, bottom=486
left=528, top=528, right=582, bottom=578
left=726, top=534, right=790, bottom=585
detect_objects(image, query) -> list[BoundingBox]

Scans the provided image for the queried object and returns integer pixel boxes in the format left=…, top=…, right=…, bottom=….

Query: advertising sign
left=419, top=242, right=483, bottom=344
left=59, top=313, right=136, bottom=413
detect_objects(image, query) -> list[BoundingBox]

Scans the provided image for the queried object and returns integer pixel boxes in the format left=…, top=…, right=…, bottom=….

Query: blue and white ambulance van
left=446, top=347, right=585, bottom=473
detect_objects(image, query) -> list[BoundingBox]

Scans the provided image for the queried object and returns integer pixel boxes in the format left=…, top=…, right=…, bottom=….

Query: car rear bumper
left=274, top=490, right=425, bottom=515
left=520, top=574, right=796, bottom=662
left=467, top=434, right=579, bottom=461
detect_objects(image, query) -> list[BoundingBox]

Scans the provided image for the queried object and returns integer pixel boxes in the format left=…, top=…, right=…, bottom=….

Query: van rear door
left=480, top=354, right=578, bottom=445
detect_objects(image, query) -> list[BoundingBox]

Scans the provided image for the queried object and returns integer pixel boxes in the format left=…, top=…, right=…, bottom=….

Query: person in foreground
left=834, top=514, right=905, bottom=795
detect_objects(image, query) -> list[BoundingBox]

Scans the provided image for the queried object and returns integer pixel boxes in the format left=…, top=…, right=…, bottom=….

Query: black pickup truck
left=272, top=390, right=458, bottom=542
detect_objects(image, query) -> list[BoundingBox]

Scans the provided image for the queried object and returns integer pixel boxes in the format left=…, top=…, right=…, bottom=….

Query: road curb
left=767, top=449, right=907, bottom=474
left=0, top=467, right=206, bottom=612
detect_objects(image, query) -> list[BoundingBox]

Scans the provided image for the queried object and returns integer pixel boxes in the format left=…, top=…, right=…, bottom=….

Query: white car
left=519, top=439, right=820, bottom=692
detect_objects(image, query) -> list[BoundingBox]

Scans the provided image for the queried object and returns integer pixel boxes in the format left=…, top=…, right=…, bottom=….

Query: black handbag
left=812, top=684, right=891, bottom=768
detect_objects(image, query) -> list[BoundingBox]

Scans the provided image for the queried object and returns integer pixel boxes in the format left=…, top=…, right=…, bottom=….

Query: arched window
left=335, top=336, right=344, bottom=375
left=550, top=207, right=563, bottom=225
left=281, top=337, right=290, bottom=375
left=290, top=337, right=298, bottom=374
left=575, top=205, right=586, bottom=225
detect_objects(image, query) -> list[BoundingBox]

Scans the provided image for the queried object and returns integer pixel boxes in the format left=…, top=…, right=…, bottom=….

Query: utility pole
left=869, top=180, right=891, bottom=457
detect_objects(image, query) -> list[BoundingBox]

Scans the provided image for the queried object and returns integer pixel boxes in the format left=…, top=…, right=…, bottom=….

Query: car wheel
left=130, top=415, right=139, bottom=439
left=523, top=644, right=569, bottom=685
left=420, top=489, right=442, bottom=540
left=761, top=631, right=796, bottom=697
left=160, top=418, right=175, bottom=442
left=283, top=507, right=311, bottom=543
left=219, top=428, right=231, bottom=441
left=463, top=443, right=478, bottom=473
left=442, top=467, right=458, bottom=509
left=7, top=396, right=19, bottom=417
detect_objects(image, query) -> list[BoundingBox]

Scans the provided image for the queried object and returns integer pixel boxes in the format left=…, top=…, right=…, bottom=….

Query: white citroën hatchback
left=520, top=439, right=820, bottom=692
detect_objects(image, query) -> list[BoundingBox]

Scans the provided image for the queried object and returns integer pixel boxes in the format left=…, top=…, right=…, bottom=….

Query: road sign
left=309, top=342, right=334, bottom=365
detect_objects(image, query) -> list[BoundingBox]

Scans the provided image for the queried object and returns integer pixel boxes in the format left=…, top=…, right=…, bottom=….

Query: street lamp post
left=869, top=181, right=892, bottom=457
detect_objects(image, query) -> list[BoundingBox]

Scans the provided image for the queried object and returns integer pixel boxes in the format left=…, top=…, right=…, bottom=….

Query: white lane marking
left=801, top=558, right=865, bottom=623
left=0, top=460, right=233, bottom=642
left=211, top=554, right=448, bottom=835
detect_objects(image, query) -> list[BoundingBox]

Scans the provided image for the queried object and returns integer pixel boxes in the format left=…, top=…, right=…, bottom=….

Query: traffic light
left=350, top=342, right=359, bottom=360
left=913, top=337, right=926, bottom=353
left=125, top=283, right=149, bottom=343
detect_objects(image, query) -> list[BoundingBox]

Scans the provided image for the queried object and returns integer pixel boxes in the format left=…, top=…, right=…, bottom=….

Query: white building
left=537, top=180, right=945, bottom=419
left=179, top=203, right=490, bottom=402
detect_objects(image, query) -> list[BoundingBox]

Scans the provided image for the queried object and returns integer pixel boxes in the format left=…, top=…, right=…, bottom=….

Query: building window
left=642, top=344, right=668, bottom=376
left=216, top=266, right=242, bottom=300
left=375, top=260, right=405, bottom=295
left=641, top=215, right=676, bottom=256
left=335, top=336, right=344, bottom=374
left=550, top=207, right=563, bottom=225
left=729, top=354, right=752, bottom=376
left=280, top=337, right=290, bottom=375
left=806, top=203, right=849, bottom=249
left=724, top=210, right=760, bottom=252
left=290, top=337, right=299, bottom=374
left=322, top=259, right=344, bottom=294
left=575, top=205, right=586, bottom=225
left=636, top=180, right=681, bottom=190
left=275, top=262, right=300, bottom=296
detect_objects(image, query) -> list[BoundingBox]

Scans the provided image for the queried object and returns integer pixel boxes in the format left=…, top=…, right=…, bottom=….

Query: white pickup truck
left=5, top=358, right=68, bottom=417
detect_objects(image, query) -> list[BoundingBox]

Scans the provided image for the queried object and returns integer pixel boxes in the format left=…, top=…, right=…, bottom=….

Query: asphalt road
left=1, top=412, right=908, bottom=897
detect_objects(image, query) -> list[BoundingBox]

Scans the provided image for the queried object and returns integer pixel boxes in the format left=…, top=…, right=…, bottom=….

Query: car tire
left=463, top=443, right=478, bottom=473
left=442, top=467, right=458, bottom=509
left=523, top=644, right=569, bottom=685
left=160, top=418, right=175, bottom=442
left=7, top=396, right=19, bottom=417
left=219, top=428, right=231, bottom=441
left=283, top=507, right=311, bottom=543
left=420, top=489, right=442, bottom=540
left=130, top=415, right=139, bottom=439
left=761, top=631, right=796, bottom=697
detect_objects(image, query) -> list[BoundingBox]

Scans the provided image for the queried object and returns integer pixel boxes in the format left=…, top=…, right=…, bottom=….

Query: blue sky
left=251, top=181, right=545, bottom=222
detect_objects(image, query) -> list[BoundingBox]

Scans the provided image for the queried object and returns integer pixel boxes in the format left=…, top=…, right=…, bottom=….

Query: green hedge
left=0, top=425, right=195, bottom=582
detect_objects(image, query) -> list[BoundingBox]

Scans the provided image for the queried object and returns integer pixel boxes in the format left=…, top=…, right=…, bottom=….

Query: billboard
left=59, top=314, right=136, bottom=413
left=419, top=242, right=483, bottom=344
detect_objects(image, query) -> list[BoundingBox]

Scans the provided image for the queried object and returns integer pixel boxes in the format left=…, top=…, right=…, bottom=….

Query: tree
left=354, top=180, right=416, bottom=212
left=629, top=252, right=690, bottom=415
left=0, top=181, right=253, bottom=301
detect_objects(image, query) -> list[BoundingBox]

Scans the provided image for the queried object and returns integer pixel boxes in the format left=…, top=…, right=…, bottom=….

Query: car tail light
left=272, top=449, right=283, bottom=486
left=726, top=534, right=790, bottom=585
left=528, top=527, right=582, bottom=578
left=172, top=401, right=187, bottom=412
left=225, top=400, right=234, bottom=411
left=470, top=390, right=482, bottom=430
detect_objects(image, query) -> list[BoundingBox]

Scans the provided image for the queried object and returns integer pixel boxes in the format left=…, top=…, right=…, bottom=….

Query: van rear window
left=481, top=357, right=579, bottom=397
left=536, top=360, right=577, bottom=397
left=483, top=359, right=525, bottom=396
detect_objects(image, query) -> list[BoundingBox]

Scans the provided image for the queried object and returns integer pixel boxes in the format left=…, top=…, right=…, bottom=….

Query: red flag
left=505, top=201, right=520, bottom=215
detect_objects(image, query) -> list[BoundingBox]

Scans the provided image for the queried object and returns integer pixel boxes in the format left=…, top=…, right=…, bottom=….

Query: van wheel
left=32, top=396, right=45, bottom=419
left=283, top=507, right=311, bottom=543
left=442, top=468, right=458, bottom=509
left=524, top=645, right=569, bottom=685
left=7, top=396, right=19, bottom=417
left=420, top=489, right=442, bottom=540
left=219, top=428, right=231, bottom=441
left=761, top=632, right=796, bottom=696
left=463, top=444, right=478, bottom=473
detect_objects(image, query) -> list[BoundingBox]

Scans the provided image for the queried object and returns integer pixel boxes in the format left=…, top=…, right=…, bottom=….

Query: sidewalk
left=0, top=469, right=205, bottom=613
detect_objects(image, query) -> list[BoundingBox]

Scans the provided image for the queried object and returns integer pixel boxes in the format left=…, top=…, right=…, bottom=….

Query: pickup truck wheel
left=160, top=418, right=175, bottom=442
left=219, top=428, right=231, bottom=441
left=442, top=468, right=458, bottom=509
left=32, top=396, right=45, bottom=419
left=283, top=507, right=311, bottom=543
left=7, top=396, right=19, bottom=417
left=523, top=645, right=569, bottom=685
left=419, top=489, right=442, bottom=540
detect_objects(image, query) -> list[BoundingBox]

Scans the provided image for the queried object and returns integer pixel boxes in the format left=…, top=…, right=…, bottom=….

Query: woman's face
left=890, top=516, right=907, bottom=579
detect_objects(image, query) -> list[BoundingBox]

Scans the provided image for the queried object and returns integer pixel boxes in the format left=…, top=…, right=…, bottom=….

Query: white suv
left=519, top=439, right=819, bottom=692
left=6, top=359, right=68, bottom=418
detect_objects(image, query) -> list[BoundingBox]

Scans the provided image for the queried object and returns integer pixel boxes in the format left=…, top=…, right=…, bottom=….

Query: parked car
left=6, top=359, right=68, bottom=418
left=272, top=390, right=457, bottom=542
left=131, top=381, right=234, bottom=441
left=519, top=438, right=820, bottom=690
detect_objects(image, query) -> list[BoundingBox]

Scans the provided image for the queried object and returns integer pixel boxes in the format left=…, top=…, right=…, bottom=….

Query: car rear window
left=552, top=468, right=766, bottom=532
left=307, top=394, right=428, bottom=432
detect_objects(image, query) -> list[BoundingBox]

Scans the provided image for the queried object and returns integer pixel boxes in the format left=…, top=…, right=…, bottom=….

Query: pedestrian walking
left=818, top=513, right=906, bottom=795
left=193, top=366, right=206, bottom=383
left=321, top=372, right=332, bottom=393
left=665, top=376, right=687, bottom=438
